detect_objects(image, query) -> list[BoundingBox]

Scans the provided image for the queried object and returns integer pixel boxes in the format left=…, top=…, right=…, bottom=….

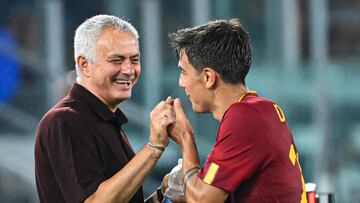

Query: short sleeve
left=42, top=111, right=105, bottom=202
left=198, top=104, right=272, bottom=192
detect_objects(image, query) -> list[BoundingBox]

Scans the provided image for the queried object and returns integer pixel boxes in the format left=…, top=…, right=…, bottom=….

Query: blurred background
left=0, top=0, right=359, bottom=202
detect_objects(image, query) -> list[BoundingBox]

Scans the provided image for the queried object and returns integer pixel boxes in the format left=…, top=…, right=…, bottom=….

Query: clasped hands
left=149, top=96, right=193, bottom=148
left=150, top=96, right=190, bottom=202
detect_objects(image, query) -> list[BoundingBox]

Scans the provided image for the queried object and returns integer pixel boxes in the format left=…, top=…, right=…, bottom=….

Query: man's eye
left=131, top=59, right=139, bottom=64
left=109, top=59, right=123, bottom=64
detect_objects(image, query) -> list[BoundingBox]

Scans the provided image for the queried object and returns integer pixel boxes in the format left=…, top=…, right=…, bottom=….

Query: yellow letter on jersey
left=273, top=104, right=286, bottom=122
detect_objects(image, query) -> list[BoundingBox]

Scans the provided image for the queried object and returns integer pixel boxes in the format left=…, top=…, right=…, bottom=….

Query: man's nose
left=178, top=76, right=184, bottom=88
left=121, top=60, right=133, bottom=75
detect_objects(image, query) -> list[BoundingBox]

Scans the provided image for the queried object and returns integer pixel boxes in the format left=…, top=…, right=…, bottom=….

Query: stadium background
left=0, top=0, right=359, bottom=202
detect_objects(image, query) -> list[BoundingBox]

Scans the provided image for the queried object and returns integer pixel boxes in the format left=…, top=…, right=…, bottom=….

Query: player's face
left=87, top=28, right=141, bottom=110
left=178, top=53, right=209, bottom=113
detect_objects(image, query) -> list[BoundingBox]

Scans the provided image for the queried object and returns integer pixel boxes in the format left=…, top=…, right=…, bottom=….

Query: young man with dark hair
left=166, top=19, right=307, bottom=203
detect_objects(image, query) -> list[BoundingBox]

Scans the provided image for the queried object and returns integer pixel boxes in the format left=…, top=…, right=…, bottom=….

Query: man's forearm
left=85, top=144, right=163, bottom=203
left=184, top=172, right=229, bottom=203
left=181, top=132, right=228, bottom=203
left=182, top=131, right=200, bottom=171
left=180, top=131, right=202, bottom=202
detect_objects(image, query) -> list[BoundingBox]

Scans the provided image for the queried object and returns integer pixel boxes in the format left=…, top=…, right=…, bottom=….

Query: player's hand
left=161, top=173, right=169, bottom=195
left=167, top=98, right=194, bottom=147
left=149, top=97, right=175, bottom=147
left=161, top=174, right=187, bottom=203
left=167, top=195, right=186, bottom=203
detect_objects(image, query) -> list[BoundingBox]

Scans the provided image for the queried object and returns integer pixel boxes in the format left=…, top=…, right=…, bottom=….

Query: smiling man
left=35, top=15, right=174, bottom=203
left=166, top=19, right=307, bottom=203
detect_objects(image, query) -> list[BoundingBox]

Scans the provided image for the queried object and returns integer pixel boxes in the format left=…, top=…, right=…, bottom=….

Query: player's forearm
left=85, top=144, right=162, bottom=203
left=181, top=132, right=228, bottom=203
left=185, top=175, right=229, bottom=203
left=184, top=173, right=206, bottom=203
left=181, top=131, right=202, bottom=202
left=181, top=131, right=200, bottom=171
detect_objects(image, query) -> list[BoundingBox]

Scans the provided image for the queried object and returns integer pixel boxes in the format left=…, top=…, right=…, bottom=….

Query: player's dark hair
left=169, top=18, right=252, bottom=84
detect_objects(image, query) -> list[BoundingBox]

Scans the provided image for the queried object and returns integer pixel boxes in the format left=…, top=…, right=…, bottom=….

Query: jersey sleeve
left=40, top=110, right=105, bottom=202
left=198, top=104, right=272, bottom=192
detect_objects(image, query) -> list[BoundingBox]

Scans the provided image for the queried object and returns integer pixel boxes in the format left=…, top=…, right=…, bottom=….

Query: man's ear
left=76, top=56, right=90, bottom=78
left=202, top=68, right=217, bottom=89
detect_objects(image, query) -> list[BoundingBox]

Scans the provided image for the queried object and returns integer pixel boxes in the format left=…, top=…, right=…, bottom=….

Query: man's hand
left=149, top=97, right=175, bottom=147
left=167, top=98, right=194, bottom=148
left=161, top=174, right=169, bottom=195
left=169, top=195, right=187, bottom=203
left=161, top=174, right=187, bottom=203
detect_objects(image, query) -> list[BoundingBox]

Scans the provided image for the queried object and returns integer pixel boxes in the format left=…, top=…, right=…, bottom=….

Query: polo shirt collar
left=69, top=83, right=128, bottom=126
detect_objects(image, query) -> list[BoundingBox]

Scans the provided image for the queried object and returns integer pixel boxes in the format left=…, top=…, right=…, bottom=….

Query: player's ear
left=77, top=55, right=91, bottom=78
left=203, top=67, right=217, bottom=89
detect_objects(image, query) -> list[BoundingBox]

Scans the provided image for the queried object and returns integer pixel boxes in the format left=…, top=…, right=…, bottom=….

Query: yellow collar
left=237, top=90, right=257, bottom=102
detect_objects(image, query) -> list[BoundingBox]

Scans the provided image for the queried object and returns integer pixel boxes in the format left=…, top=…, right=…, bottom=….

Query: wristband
left=148, top=141, right=166, bottom=151
left=183, top=165, right=200, bottom=193
left=184, top=165, right=200, bottom=179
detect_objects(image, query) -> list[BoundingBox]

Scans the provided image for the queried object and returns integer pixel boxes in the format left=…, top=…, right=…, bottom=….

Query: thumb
left=173, top=98, right=185, bottom=117
left=165, top=96, right=174, bottom=105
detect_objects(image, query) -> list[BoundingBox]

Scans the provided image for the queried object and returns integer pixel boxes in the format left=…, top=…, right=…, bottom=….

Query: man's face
left=178, top=52, right=209, bottom=113
left=86, top=28, right=140, bottom=109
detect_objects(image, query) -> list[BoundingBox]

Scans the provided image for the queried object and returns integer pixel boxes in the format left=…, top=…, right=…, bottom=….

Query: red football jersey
left=198, top=91, right=307, bottom=203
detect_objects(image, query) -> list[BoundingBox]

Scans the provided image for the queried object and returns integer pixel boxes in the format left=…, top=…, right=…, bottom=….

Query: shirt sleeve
left=43, top=111, right=105, bottom=202
left=198, top=104, right=272, bottom=192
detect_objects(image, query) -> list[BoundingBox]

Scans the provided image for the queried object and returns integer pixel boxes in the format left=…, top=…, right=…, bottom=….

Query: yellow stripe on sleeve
left=289, top=144, right=297, bottom=166
left=203, top=163, right=220, bottom=185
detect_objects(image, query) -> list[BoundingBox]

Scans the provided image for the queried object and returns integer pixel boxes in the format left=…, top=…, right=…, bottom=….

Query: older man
left=35, top=15, right=173, bottom=203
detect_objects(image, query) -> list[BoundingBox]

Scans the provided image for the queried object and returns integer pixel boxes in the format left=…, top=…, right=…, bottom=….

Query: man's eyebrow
left=130, top=53, right=140, bottom=59
left=108, top=55, right=125, bottom=60
left=178, top=65, right=185, bottom=72
left=108, top=53, right=140, bottom=60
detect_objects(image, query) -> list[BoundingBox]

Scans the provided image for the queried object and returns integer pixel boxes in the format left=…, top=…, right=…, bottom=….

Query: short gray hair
left=74, top=14, right=139, bottom=82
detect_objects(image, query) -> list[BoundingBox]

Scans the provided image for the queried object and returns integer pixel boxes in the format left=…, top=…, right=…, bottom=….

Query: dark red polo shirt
left=198, top=92, right=306, bottom=203
left=34, top=83, right=144, bottom=203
